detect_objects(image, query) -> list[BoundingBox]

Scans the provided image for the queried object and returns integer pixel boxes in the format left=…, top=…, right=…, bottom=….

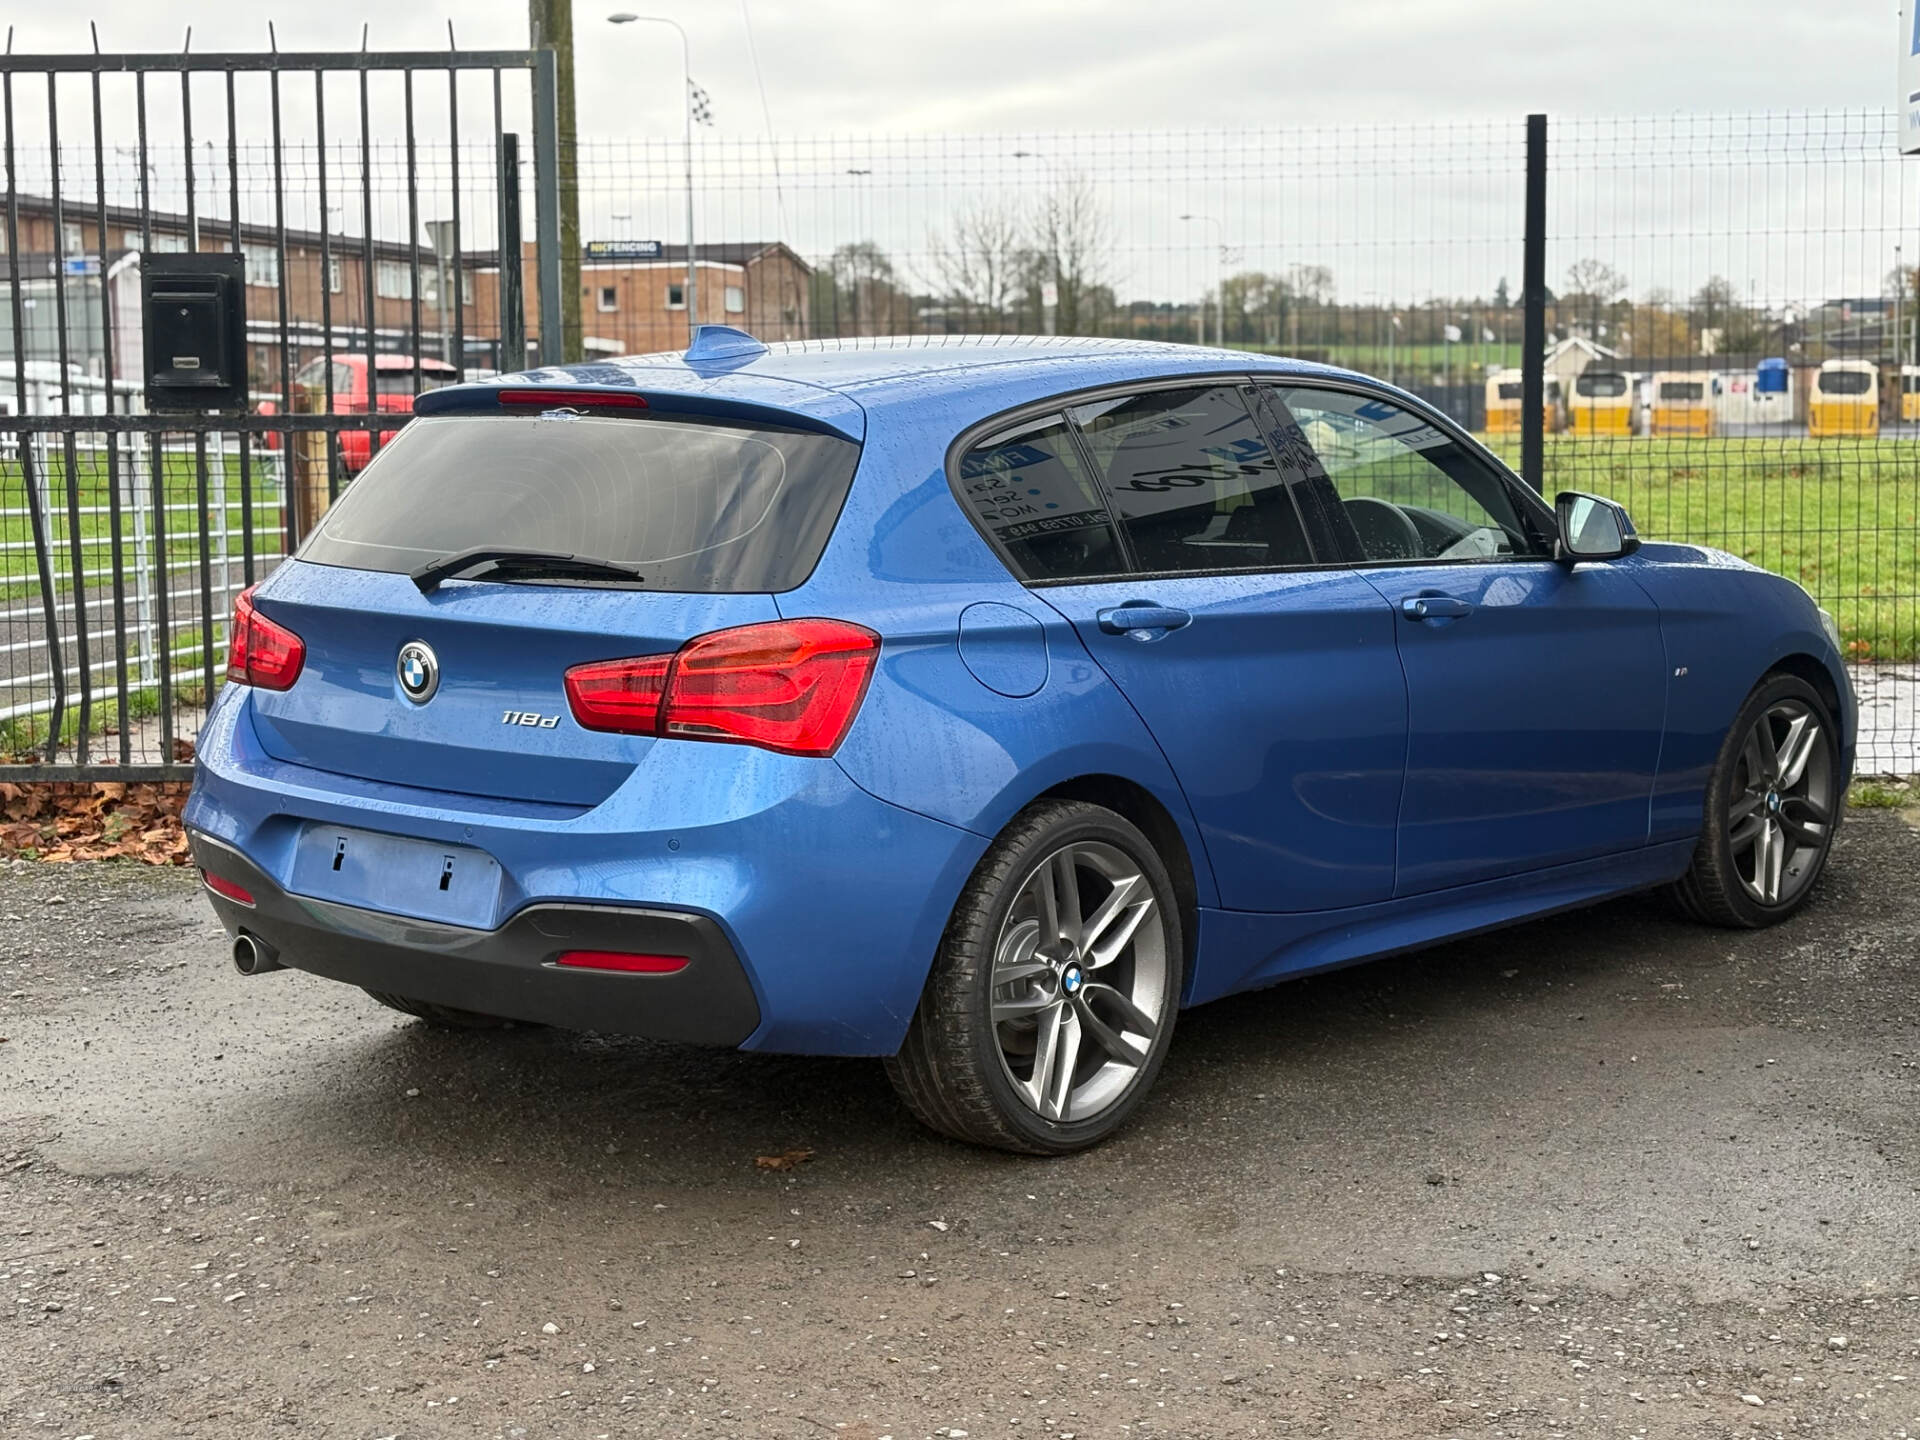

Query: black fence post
left=498, top=132, right=526, bottom=371
left=1521, top=112, right=1547, bottom=493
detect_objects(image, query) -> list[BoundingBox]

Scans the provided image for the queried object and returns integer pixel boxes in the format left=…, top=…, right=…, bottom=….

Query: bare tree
left=1563, top=258, right=1628, bottom=306
left=927, top=198, right=1025, bottom=329
left=1027, top=171, right=1113, bottom=336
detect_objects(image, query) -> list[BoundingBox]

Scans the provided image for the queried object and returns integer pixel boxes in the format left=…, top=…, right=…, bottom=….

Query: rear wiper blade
left=410, top=546, right=645, bottom=593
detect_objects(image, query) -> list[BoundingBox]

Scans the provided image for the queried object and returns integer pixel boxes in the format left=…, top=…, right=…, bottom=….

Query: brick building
left=5, top=197, right=814, bottom=397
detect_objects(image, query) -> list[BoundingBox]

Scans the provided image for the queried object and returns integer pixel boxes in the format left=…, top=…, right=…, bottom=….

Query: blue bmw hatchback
left=188, top=331, right=1855, bottom=1153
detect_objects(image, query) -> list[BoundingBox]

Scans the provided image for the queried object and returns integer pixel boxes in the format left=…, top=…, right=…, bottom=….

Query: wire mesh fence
left=3, top=100, right=1916, bottom=774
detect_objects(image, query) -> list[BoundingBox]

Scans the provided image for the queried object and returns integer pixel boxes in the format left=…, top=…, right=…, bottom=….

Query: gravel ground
left=2, top=811, right=1920, bottom=1438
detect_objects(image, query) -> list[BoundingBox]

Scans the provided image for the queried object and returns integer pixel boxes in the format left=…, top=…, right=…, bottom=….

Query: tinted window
left=1069, top=385, right=1313, bottom=574
left=299, top=413, right=860, bottom=593
left=1274, top=386, right=1544, bottom=564
left=956, top=416, right=1125, bottom=581
left=1496, top=381, right=1524, bottom=400
left=1819, top=369, right=1872, bottom=396
left=1576, top=372, right=1629, bottom=398
left=1659, top=380, right=1705, bottom=401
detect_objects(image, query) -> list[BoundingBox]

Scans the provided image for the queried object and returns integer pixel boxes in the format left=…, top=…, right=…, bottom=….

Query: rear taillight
left=564, top=618, right=879, bottom=758
left=226, top=585, right=306, bottom=691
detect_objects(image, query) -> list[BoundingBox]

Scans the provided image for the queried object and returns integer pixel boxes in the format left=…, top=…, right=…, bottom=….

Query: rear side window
left=1069, top=385, right=1312, bottom=574
left=298, top=412, right=860, bottom=593
left=955, top=416, right=1126, bottom=581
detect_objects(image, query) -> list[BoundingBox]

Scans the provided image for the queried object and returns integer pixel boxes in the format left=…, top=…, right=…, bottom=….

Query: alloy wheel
left=1728, top=697, right=1834, bottom=907
left=989, top=840, right=1171, bottom=1123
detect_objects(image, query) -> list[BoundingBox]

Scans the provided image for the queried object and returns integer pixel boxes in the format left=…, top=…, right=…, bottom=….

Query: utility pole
left=529, top=0, right=583, bottom=361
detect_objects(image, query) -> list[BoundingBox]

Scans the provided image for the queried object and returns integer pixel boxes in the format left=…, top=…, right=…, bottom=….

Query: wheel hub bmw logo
left=396, top=640, right=440, bottom=704
left=1061, top=964, right=1085, bottom=996
left=1765, top=790, right=1782, bottom=815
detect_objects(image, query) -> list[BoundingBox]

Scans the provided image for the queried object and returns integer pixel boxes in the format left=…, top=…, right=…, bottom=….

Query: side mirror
left=1555, top=490, right=1640, bottom=563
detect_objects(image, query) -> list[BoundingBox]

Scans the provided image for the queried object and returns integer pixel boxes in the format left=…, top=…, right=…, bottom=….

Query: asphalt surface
left=3, top=810, right=1920, bottom=1438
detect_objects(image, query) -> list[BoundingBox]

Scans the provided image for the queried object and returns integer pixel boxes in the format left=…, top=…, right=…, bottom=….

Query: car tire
left=362, top=989, right=537, bottom=1031
left=1670, top=672, right=1841, bottom=929
left=884, top=799, right=1185, bottom=1155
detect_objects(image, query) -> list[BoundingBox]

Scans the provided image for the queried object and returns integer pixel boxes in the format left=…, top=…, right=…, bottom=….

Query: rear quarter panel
left=1622, top=543, right=1855, bottom=842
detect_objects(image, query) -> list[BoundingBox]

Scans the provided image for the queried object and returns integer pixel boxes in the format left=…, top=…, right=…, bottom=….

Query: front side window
left=1273, top=386, right=1545, bottom=564
left=1069, top=385, right=1313, bottom=574
left=956, top=415, right=1125, bottom=582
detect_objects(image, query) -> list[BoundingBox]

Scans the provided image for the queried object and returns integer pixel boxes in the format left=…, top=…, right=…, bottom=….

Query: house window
left=327, top=256, right=344, bottom=294
left=724, top=285, right=745, bottom=314
left=598, top=285, right=619, bottom=313
left=243, top=244, right=280, bottom=287
left=666, top=283, right=686, bottom=310
left=376, top=259, right=413, bottom=300
left=147, top=231, right=190, bottom=254
left=62, top=221, right=86, bottom=255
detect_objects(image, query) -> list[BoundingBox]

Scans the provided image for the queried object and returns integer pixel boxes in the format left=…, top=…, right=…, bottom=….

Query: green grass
left=0, top=449, right=289, bottom=606
left=1848, top=777, right=1916, bottom=808
left=1520, top=437, right=1919, bottom=663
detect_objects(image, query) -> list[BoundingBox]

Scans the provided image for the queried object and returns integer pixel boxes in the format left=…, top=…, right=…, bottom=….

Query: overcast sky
left=4, top=3, right=1908, bottom=308
left=5, top=1, right=1901, bottom=138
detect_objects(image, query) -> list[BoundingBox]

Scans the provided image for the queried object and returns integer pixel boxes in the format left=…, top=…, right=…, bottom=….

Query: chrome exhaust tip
left=232, top=931, right=284, bottom=976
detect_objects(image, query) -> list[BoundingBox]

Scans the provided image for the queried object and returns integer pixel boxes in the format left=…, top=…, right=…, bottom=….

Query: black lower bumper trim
left=189, top=831, right=761, bottom=1046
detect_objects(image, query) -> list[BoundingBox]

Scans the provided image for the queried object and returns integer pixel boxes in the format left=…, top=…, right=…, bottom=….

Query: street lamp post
left=1179, top=213, right=1224, bottom=347
left=608, top=13, right=697, bottom=341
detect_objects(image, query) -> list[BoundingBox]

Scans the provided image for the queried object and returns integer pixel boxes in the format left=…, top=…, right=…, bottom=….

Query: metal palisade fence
left=1, top=93, right=1915, bottom=775
left=0, top=41, right=563, bottom=779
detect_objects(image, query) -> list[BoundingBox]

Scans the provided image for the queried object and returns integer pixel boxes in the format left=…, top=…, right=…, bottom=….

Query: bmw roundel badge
left=396, top=640, right=440, bottom=704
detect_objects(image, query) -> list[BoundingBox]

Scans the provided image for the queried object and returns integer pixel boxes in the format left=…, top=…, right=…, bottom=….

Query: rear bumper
left=191, top=831, right=761, bottom=1045
left=183, top=691, right=991, bottom=1055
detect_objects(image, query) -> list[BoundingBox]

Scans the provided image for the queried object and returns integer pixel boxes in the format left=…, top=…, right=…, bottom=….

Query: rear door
left=1268, top=382, right=1667, bottom=896
left=965, top=383, right=1406, bottom=913
left=248, top=406, right=861, bottom=806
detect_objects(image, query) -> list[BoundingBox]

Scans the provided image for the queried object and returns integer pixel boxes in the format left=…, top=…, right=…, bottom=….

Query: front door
left=1268, top=383, right=1668, bottom=896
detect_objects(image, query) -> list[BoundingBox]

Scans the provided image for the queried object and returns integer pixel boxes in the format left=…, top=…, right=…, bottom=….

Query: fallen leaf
left=754, top=1147, right=816, bottom=1172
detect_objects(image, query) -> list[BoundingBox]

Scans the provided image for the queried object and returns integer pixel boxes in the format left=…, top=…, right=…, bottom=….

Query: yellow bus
left=1484, top=370, right=1563, bottom=436
left=1569, top=369, right=1634, bottom=437
left=1898, top=364, right=1920, bottom=423
left=1807, top=359, right=1879, bottom=438
left=1649, top=372, right=1715, bottom=437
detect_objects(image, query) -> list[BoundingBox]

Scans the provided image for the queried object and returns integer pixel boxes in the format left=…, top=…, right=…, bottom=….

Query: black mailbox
left=143, top=253, right=247, bottom=412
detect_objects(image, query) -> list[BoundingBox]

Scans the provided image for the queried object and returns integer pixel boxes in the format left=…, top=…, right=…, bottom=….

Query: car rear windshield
left=1576, top=372, right=1628, bottom=398
left=1659, top=381, right=1705, bottom=402
left=1819, top=369, right=1872, bottom=396
left=297, top=412, right=861, bottom=592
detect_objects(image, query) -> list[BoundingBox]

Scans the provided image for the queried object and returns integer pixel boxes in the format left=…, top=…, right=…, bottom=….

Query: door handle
left=1401, top=594, right=1474, bottom=621
left=1097, top=603, right=1193, bottom=635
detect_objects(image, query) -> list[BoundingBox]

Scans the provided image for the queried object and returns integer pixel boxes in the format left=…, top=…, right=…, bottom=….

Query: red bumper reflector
left=553, top=949, right=689, bottom=975
left=202, top=870, right=256, bottom=906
